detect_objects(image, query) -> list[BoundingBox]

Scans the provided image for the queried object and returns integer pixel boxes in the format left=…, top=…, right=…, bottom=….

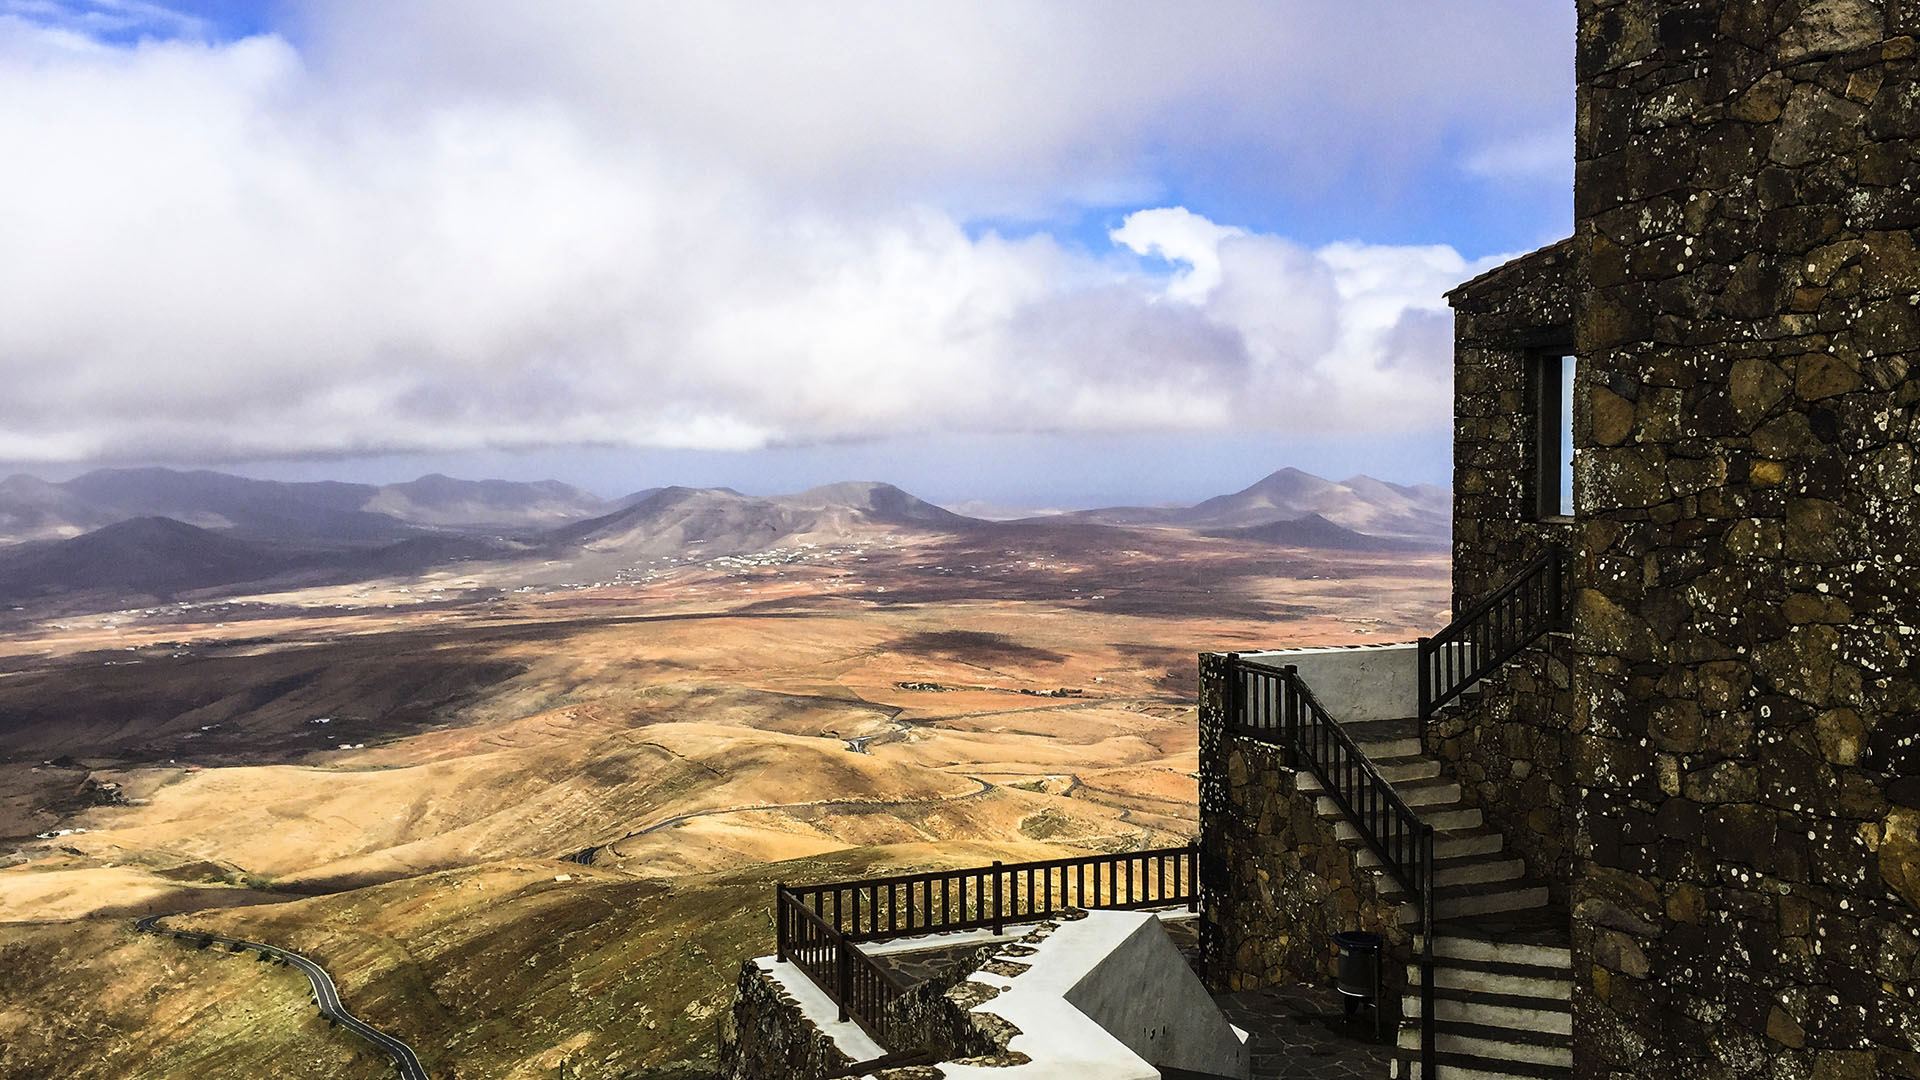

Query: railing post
left=1224, top=652, right=1241, bottom=732
left=1186, top=842, right=1199, bottom=913
left=991, top=860, right=1004, bottom=935
left=1281, top=664, right=1299, bottom=758
left=836, top=939, right=851, bottom=1023
left=1420, top=822, right=1436, bottom=1079
left=1416, top=636, right=1432, bottom=742
left=775, top=884, right=787, bottom=963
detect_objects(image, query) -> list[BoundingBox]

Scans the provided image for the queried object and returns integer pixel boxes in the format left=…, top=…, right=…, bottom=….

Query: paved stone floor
left=868, top=941, right=996, bottom=988
left=1211, top=983, right=1394, bottom=1080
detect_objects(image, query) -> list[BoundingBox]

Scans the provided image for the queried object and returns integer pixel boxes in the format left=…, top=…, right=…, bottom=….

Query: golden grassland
left=0, top=529, right=1446, bottom=1078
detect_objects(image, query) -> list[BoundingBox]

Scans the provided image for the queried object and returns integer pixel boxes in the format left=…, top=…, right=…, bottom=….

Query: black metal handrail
left=1417, top=545, right=1565, bottom=724
left=783, top=844, right=1198, bottom=944
left=1227, top=656, right=1436, bottom=1078
left=774, top=845, right=1199, bottom=1052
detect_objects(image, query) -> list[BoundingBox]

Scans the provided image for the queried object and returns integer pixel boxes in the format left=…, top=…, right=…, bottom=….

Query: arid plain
left=0, top=519, right=1447, bottom=1079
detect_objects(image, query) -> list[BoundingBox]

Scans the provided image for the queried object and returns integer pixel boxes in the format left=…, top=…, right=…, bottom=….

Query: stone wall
left=1425, top=637, right=1579, bottom=904
left=1443, top=241, right=1583, bottom=901
left=717, top=960, right=858, bottom=1080
left=1197, top=653, right=1410, bottom=1006
left=1570, top=2, right=1920, bottom=1077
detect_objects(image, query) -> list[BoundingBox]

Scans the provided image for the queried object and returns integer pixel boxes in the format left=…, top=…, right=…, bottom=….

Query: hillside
left=1205, top=512, right=1445, bottom=552
left=360, top=474, right=610, bottom=530
left=0, top=468, right=621, bottom=549
left=0, top=518, right=297, bottom=602
left=0, top=468, right=1450, bottom=612
left=0, top=511, right=1451, bottom=1079
left=1058, top=467, right=1450, bottom=542
left=550, top=482, right=983, bottom=560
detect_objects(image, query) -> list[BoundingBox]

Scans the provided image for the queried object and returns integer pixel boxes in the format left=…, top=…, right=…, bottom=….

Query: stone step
left=1372, top=856, right=1525, bottom=898
left=1404, top=958, right=1572, bottom=1001
left=1295, top=756, right=1441, bottom=791
left=1397, top=1050, right=1572, bottom=1080
left=1421, top=933, right=1572, bottom=972
left=1401, top=988, right=1572, bottom=1036
left=1338, top=717, right=1421, bottom=740
left=1397, top=1019, right=1572, bottom=1069
left=1356, top=736, right=1424, bottom=759
left=1397, top=883, right=1549, bottom=925
left=1354, top=828, right=1507, bottom=865
left=1312, top=780, right=1463, bottom=820
left=1339, top=806, right=1481, bottom=843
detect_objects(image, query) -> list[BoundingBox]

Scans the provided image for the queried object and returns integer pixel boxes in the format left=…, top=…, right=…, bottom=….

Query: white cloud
left=1463, top=124, right=1574, bottom=182
left=0, top=5, right=1566, bottom=466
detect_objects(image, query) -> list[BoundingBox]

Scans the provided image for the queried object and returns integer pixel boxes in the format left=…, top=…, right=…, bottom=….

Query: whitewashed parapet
left=1237, top=641, right=1420, bottom=723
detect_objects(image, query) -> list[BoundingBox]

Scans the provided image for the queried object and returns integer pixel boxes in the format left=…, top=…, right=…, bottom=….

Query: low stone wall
left=875, top=946, right=1003, bottom=1067
left=1425, top=633, right=1577, bottom=904
left=1198, top=655, right=1409, bottom=1006
left=717, top=960, right=858, bottom=1080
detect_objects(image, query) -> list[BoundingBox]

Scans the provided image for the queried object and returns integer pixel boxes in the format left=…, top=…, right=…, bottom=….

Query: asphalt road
left=135, top=914, right=430, bottom=1080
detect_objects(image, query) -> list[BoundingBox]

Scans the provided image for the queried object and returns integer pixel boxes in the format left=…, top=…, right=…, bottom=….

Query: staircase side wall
left=1571, top=3, right=1920, bottom=1078
left=1198, top=654, right=1410, bottom=1001
left=1442, top=225, right=1581, bottom=905
left=1426, top=636, right=1578, bottom=906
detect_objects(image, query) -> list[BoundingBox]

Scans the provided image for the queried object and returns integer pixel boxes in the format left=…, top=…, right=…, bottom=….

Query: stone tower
left=1566, top=1, right=1918, bottom=1075
left=1199, top=3, right=1920, bottom=1078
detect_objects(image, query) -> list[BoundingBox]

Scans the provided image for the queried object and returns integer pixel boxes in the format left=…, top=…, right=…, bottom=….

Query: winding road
left=135, top=915, right=430, bottom=1080
left=562, top=775, right=996, bottom=864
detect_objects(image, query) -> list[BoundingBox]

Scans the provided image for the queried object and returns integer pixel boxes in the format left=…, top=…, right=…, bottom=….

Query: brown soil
left=0, top=527, right=1446, bottom=1078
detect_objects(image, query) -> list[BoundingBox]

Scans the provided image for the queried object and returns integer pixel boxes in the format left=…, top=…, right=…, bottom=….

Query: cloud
left=0, top=5, right=1558, bottom=466
left=1462, top=124, right=1574, bottom=182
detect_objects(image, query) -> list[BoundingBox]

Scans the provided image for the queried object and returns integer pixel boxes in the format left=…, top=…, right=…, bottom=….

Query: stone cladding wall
left=1197, top=654, right=1409, bottom=1007
left=1444, top=240, right=1583, bottom=903
left=1569, top=2, right=1920, bottom=1077
left=717, top=961, right=857, bottom=1080
left=719, top=927, right=1053, bottom=1080
left=1426, top=637, right=1579, bottom=905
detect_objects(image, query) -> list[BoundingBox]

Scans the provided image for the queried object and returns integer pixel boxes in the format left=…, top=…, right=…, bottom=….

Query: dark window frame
left=1530, top=347, right=1576, bottom=521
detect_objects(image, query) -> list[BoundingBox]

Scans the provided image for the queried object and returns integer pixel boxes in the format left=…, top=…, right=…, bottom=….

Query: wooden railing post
left=836, top=938, right=851, bottom=1023
left=991, top=860, right=1004, bottom=934
left=1186, top=842, right=1199, bottom=912
left=775, top=884, right=787, bottom=963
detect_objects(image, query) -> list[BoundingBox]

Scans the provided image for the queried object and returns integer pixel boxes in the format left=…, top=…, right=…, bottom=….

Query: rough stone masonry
left=1569, top=1, right=1919, bottom=1077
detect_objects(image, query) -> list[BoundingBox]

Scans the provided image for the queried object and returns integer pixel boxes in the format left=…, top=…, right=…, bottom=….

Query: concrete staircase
left=1295, top=716, right=1572, bottom=1080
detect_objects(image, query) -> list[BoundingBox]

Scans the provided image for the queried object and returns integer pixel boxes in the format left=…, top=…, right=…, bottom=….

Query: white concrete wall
left=1064, top=915, right=1253, bottom=1079
left=936, top=910, right=1249, bottom=1080
left=1239, top=642, right=1420, bottom=723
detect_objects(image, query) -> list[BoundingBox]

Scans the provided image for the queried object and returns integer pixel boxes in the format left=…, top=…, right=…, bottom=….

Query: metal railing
left=776, top=889, right=911, bottom=1048
left=775, top=844, right=1199, bottom=1051
left=1417, top=545, right=1566, bottom=724
left=1227, top=656, right=1436, bottom=1077
left=783, top=845, right=1197, bottom=943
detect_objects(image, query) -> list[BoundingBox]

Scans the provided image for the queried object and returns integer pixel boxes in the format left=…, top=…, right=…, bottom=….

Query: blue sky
left=0, top=1, right=1573, bottom=506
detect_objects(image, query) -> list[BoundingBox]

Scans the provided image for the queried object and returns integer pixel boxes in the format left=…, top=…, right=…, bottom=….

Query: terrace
left=722, top=845, right=1391, bottom=1080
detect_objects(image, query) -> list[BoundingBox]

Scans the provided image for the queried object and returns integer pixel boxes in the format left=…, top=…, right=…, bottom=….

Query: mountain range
left=1041, top=467, right=1449, bottom=541
left=0, top=469, right=617, bottom=548
left=0, top=467, right=1448, bottom=606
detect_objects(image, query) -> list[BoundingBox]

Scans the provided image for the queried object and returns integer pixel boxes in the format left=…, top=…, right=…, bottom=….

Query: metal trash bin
left=1332, top=930, right=1384, bottom=1038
